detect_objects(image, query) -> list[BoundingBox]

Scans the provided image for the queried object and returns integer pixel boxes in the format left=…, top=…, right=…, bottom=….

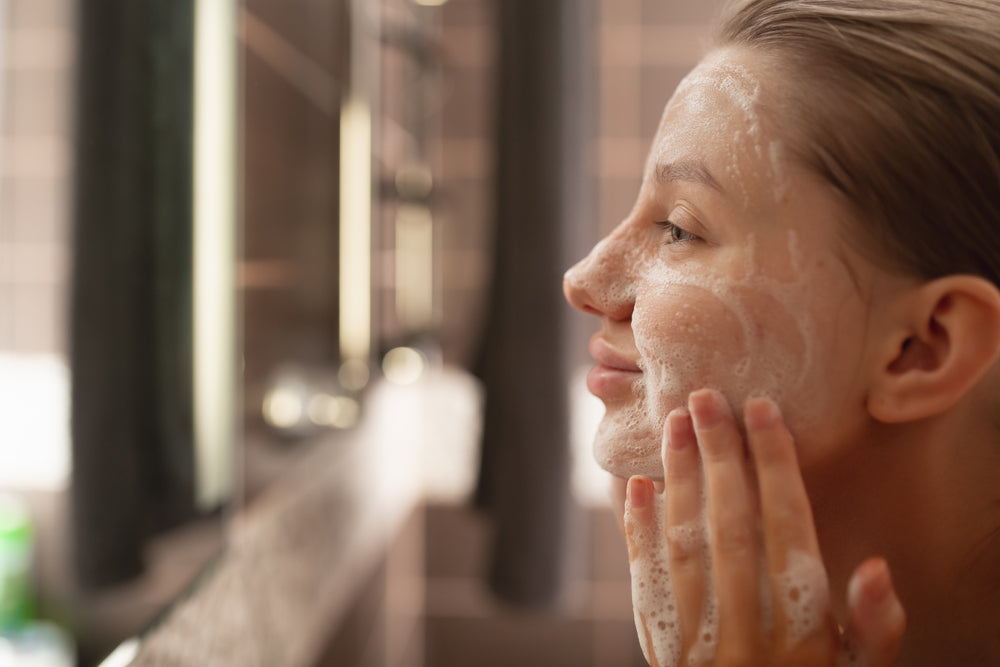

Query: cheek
left=633, top=280, right=821, bottom=426
left=633, top=283, right=749, bottom=419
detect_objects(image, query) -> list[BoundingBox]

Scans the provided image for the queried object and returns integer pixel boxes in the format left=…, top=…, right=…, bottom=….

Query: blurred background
left=0, top=0, right=724, bottom=664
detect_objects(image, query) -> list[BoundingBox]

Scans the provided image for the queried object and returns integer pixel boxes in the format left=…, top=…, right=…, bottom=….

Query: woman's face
left=565, top=47, right=891, bottom=481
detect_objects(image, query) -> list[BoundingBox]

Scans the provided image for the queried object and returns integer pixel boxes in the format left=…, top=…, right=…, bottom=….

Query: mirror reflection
left=0, top=0, right=724, bottom=664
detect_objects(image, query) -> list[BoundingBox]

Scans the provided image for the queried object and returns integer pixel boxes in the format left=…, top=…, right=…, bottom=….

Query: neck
left=804, top=410, right=1000, bottom=665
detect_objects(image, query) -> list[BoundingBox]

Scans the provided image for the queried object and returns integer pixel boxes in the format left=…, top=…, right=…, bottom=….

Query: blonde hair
left=719, top=0, right=1000, bottom=283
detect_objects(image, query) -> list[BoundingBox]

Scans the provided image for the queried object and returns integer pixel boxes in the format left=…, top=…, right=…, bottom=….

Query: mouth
left=586, top=336, right=642, bottom=399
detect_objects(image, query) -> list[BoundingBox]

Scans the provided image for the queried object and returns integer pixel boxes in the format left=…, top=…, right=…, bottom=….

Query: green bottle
left=0, top=495, right=34, bottom=632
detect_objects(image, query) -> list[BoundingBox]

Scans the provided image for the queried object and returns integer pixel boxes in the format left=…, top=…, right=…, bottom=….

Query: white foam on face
left=631, top=248, right=822, bottom=436
left=593, top=381, right=664, bottom=479
left=652, top=56, right=766, bottom=208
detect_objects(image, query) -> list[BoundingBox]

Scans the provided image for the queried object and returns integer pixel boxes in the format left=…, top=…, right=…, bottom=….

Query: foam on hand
left=627, top=490, right=855, bottom=665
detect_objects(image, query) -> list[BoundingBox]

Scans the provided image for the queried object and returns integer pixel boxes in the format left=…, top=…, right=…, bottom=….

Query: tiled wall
left=435, top=0, right=494, bottom=368
left=595, top=0, right=726, bottom=237
left=238, top=0, right=346, bottom=424
left=0, top=0, right=73, bottom=355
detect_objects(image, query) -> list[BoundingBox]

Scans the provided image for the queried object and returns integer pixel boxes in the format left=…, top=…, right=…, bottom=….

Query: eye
left=655, top=219, right=699, bottom=245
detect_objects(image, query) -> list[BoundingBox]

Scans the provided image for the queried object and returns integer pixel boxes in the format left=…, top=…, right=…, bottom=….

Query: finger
left=624, top=474, right=657, bottom=563
left=624, top=474, right=671, bottom=667
left=663, top=407, right=706, bottom=647
left=744, top=397, right=820, bottom=559
left=745, top=397, right=833, bottom=654
left=689, top=389, right=761, bottom=650
left=846, top=558, right=906, bottom=666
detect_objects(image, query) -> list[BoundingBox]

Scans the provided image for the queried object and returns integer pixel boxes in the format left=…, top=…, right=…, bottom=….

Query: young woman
left=563, top=1, right=1000, bottom=665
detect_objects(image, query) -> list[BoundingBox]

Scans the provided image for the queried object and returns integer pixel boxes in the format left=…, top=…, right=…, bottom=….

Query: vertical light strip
left=339, top=0, right=375, bottom=367
left=193, top=0, right=237, bottom=510
left=395, top=204, right=434, bottom=332
left=338, top=95, right=372, bottom=362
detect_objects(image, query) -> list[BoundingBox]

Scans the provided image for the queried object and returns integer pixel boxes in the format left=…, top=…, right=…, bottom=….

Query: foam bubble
left=627, top=494, right=865, bottom=664
left=628, top=491, right=684, bottom=667
left=777, top=549, right=830, bottom=647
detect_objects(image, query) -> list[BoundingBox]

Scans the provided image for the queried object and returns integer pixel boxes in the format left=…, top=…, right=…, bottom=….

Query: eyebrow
left=654, top=160, right=724, bottom=193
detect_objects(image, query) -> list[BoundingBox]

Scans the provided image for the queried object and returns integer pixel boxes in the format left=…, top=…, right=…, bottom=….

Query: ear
left=867, top=275, right=1000, bottom=423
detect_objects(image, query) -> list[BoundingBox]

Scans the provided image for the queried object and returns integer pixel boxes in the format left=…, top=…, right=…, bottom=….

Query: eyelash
left=655, top=219, right=699, bottom=245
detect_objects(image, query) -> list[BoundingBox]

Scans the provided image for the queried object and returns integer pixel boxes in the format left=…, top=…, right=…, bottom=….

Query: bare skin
left=565, top=46, right=1000, bottom=666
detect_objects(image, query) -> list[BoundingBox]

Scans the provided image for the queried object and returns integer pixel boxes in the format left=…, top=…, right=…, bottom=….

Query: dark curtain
left=70, top=0, right=197, bottom=588
left=475, top=0, right=596, bottom=608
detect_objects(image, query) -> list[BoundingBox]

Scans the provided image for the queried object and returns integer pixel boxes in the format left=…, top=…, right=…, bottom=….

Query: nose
left=562, top=234, right=635, bottom=322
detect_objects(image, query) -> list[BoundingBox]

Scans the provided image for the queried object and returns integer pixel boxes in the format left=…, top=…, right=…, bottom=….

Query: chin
left=593, top=418, right=665, bottom=480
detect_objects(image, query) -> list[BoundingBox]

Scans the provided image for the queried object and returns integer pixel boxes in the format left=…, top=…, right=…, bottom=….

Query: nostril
left=564, top=269, right=634, bottom=322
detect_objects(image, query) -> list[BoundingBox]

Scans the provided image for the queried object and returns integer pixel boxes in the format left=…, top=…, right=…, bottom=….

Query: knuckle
left=666, top=522, right=705, bottom=565
left=714, top=520, right=755, bottom=559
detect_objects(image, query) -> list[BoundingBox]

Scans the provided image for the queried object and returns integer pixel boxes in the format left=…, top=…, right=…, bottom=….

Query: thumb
left=845, top=557, right=906, bottom=666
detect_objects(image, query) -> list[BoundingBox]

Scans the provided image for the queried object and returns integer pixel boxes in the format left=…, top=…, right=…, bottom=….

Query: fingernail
left=866, top=559, right=893, bottom=605
left=627, top=475, right=652, bottom=509
left=849, top=558, right=892, bottom=609
left=667, top=408, right=691, bottom=450
left=744, top=397, right=781, bottom=432
left=689, top=389, right=728, bottom=429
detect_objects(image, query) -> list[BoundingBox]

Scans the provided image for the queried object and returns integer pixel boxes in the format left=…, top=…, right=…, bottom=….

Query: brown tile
left=598, top=66, right=641, bottom=138
left=592, top=618, right=649, bottom=667
left=0, top=177, right=16, bottom=242
left=11, top=242, right=66, bottom=285
left=442, top=0, right=495, bottom=30
left=440, top=25, right=495, bottom=70
left=441, top=66, right=493, bottom=140
left=1, top=136, right=70, bottom=179
left=6, top=67, right=71, bottom=138
left=599, top=0, right=641, bottom=25
left=9, top=0, right=74, bottom=30
left=10, top=176, right=68, bottom=243
left=600, top=24, right=643, bottom=68
left=641, top=24, right=715, bottom=67
left=12, top=283, right=64, bottom=354
left=595, top=137, right=646, bottom=182
left=639, top=64, right=693, bottom=139
left=425, top=614, right=596, bottom=667
left=424, top=503, right=490, bottom=579
left=441, top=138, right=491, bottom=182
left=242, top=0, right=342, bottom=75
left=0, top=286, right=13, bottom=350
left=240, top=48, right=338, bottom=262
left=640, top=0, right=729, bottom=24
left=438, top=179, right=492, bottom=248
left=589, top=509, right=630, bottom=581
left=598, top=177, right=641, bottom=235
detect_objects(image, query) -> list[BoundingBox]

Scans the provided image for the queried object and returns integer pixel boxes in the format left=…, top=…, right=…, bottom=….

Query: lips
left=587, top=336, right=642, bottom=398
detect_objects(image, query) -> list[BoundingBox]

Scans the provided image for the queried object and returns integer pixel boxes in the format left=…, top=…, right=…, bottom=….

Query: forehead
left=646, top=48, right=777, bottom=195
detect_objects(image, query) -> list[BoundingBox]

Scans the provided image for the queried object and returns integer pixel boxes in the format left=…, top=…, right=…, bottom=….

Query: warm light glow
left=97, top=637, right=140, bottom=667
left=382, top=347, right=426, bottom=385
left=338, top=358, right=370, bottom=392
left=339, top=96, right=372, bottom=364
left=395, top=204, right=435, bottom=331
left=0, top=355, right=69, bottom=490
left=413, top=0, right=449, bottom=6
left=262, top=386, right=305, bottom=430
left=193, top=0, right=237, bottom=510
left=307, top=393, right=360, bottom=429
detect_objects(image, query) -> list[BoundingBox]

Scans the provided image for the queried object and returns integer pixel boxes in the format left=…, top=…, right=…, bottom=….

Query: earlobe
left=867, top=276, right=1000, bottom=424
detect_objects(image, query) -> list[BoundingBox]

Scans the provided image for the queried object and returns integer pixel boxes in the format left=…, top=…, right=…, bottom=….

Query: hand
left=623, top=389, right=906, bottom=667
